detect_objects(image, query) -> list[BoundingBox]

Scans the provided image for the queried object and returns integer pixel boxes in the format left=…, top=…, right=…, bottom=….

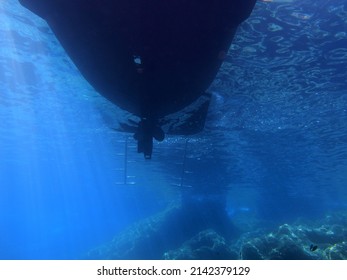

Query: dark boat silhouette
left=20, top=0, right=256, bottom=158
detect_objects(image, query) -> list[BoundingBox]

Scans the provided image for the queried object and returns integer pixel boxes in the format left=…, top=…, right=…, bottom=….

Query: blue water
left=1, top=0, right=347, bottom=259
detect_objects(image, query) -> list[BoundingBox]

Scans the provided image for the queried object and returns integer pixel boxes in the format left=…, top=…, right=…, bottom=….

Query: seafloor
left=87, top=201, right=347, bottom=260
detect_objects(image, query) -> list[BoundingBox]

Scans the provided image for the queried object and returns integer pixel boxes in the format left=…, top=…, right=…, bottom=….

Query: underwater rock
left=305, top=226, right=345, bottom=244
left=239, top=211, right=347, bottom=260
left=240, top=231, right=314, bottom=260
left=87, top=198, right=240, bottom=259
left=240, top=242, right=262, bottom=260
left=324, top=242, right=347, bottom=260
left=87, top=202, right=347, bottom=260
left=87, top=203, right=180, bottom=259
left=163, top=229, right=239, bottom=260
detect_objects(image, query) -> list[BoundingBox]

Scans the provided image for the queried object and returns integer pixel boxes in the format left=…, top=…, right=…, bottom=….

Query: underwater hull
left=19, top=0, right=256, bottom=119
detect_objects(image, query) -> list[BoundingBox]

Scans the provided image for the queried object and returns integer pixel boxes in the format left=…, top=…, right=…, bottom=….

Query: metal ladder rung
left=128, top=145, right=137, bottom=148
left=171, top=183, right=193, bottom=188
left=115, top=179, right=136, bottom=185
